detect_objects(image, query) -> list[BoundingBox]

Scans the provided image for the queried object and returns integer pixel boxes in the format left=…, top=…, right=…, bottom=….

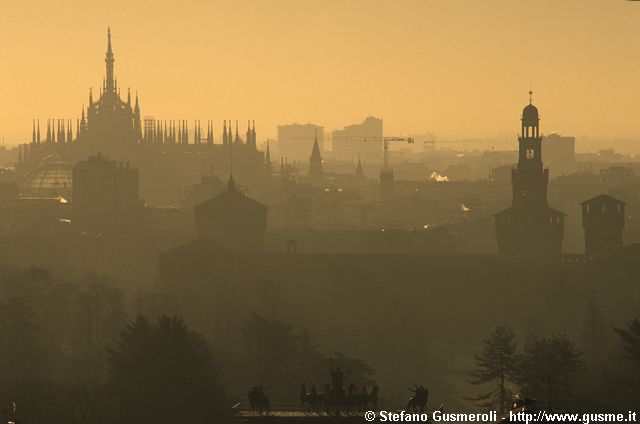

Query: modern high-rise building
left=332, top=116, right=383, bottom=162
left=277, top=124, right=324, bottom=163
left=495, top=93, right=566, bottom=261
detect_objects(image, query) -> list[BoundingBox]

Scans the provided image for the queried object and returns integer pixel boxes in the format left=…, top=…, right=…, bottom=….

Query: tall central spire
left=105, top=27, right=115, bottom=93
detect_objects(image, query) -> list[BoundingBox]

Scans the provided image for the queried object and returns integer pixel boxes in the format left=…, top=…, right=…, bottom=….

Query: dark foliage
left=466, top=326, right=517, bottom=414
left=108, top=315, right=230, bottom=424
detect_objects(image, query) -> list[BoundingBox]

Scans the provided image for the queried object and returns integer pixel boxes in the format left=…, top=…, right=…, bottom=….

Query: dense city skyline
left=2, top=0, right=640, bottom=146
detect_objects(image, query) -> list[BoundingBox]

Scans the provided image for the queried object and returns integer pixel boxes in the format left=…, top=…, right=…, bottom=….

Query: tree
left=331, top=352, right=376, bottom=388
left=0, top=297, right=45, bottom=383
left=296, top=329, right=328, bottom=385
left=514, top=335, right=584, bottom=410
left=613, top=317, right=640, bottom=391
left=108, top=315, right=229, bottom=424
left=582, top=292, right=607, bottom=370
left=467, top=326, right=517, bottom=414
left=242, top=313, right=300, bottom=400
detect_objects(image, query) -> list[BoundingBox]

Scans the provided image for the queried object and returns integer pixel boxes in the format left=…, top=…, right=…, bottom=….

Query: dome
left=522, top=103, right=539, bottom=124
left=23, top=157, right=73, bottom=194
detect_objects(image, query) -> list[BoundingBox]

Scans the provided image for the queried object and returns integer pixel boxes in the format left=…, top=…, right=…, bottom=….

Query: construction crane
left=423, top=137, right=487, bottom=150
left=380, top=137, right=414, bottom=173
left=328, top=135, right=415, bottom=171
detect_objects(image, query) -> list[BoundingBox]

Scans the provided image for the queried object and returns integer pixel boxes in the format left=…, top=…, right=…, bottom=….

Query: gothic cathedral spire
left=105, top=27, right=115, bottom=94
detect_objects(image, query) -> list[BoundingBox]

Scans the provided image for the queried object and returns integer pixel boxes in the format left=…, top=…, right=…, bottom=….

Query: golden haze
left=1, top=0, right=640, bottom=148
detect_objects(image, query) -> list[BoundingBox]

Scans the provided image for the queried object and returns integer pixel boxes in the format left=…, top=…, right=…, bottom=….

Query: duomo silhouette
left=17, top=29, right=267, bottom=204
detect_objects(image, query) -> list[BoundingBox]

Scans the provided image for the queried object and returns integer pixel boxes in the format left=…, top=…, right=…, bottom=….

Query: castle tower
left=495, top=92, right=566, bottom=261
left=581, top=194, right=626, bottom=256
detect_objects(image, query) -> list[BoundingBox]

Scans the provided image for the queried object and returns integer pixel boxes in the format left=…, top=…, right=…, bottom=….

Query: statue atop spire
left=105, top=27, right=115, bottom=93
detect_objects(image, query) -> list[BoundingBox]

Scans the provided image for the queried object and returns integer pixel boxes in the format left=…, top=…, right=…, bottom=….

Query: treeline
left=0, top=265, right=373, bottom=423
left=467, top=324, right=640, bottom=414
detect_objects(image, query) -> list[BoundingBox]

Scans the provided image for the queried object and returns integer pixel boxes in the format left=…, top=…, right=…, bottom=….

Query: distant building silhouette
left=542, top=133, right=575, bottom=177
left=332, top=117, right=383, bottom=162
left=600, top=166, right=636, bottom=187
left=379, top=165, right=394, bottom=203
left=354, top=157, right=364, bottom=180
left=581, top=194, right=625, bottom=256
left=308, top=132, right=324, bottom=186
left=194, top=177, right=268, bottom=252
left=277, top=124, right=324, bottom=162
left=72, top=152, right=139, bottom=230
left=495, top=93, right=565, bottom=261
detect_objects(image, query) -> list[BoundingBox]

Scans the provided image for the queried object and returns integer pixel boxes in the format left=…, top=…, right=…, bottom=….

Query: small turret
left=223, top=120, right=228, bottom=145
left=246, top=120, right=251, bottom=147
left=265, top=140, right=272, bottom=175
left=207, top=121, right=213, bottom=144
left=251, top=120, right=257, bottom=149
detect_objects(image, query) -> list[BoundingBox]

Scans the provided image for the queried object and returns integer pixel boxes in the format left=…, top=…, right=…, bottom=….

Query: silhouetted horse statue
left=1, top=402, right=17, bottom=424
left=300, top=384, right=323, bottom=413
left=406, top=385, right=429, bottom=413
left=248, top=385, right=271, bottom=415
left=362, top=385, right=379, bottom=411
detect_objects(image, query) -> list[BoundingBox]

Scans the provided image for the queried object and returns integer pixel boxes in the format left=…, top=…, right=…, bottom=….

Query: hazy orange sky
left=1, top=0, right=640, bottom=147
